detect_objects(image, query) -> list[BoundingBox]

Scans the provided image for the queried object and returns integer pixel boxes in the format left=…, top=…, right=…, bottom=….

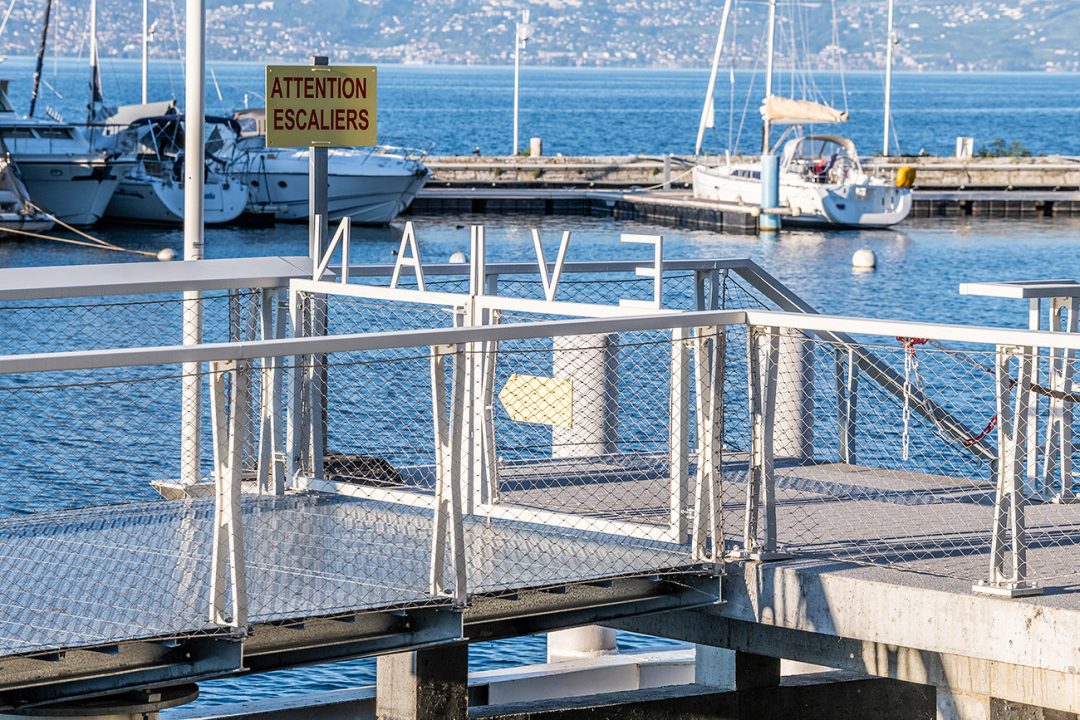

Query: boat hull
left=692, top=165, right=911, bottom=229
left=0, top=214, right=54, bottom=236
left=106, top=176, right=249, bottom=225
left=234, top=149, right=430, bottom=225
left=17, top=156, right=129, bottom=227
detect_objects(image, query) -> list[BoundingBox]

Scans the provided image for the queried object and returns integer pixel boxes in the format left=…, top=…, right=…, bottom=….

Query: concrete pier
left=375, top=645, right=468, bottom=720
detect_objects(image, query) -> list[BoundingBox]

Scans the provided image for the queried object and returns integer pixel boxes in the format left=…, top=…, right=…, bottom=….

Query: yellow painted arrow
left=498, top=374, right=574, bottom=428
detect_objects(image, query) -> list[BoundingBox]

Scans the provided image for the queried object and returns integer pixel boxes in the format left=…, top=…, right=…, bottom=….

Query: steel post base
left=972, top=580, right=1044, bottom=598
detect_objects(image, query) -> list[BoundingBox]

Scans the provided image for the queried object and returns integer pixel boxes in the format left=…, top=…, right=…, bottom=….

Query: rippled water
left=1, top=58, right=1078, bottom=156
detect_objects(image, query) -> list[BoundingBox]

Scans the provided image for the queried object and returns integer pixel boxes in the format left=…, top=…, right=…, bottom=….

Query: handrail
left=0, top=310, right=750, bottom=375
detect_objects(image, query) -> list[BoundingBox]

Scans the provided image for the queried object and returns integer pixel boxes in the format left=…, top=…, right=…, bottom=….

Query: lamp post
left=883, top=0, right=896, bottom=156
left=512, top=9, right=530, bottom=155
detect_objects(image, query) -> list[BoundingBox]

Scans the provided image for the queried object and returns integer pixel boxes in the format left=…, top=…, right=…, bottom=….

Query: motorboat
left=0, top=81, right=129, bottom=226
left=230, top=109, right=430, bottom=225
left=103, top=105, right=249, bottom=225
left=693, top=131, right=912, bottom=228
left=0, top=137, right=54, bottom=236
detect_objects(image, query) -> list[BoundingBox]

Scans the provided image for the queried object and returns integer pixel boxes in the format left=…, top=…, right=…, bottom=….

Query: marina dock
left=0, top=253, right=1076, bottom=718
left=410, top=186, right=1080, bottom=235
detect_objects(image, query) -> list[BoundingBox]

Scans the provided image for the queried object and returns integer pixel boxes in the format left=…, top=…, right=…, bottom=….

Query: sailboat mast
left=88, top=0, right=103, bottom=123
left=762, top=0, right=777, bottom=154
left=27, top=0, right=52, bottom=117
left=883, top=0, right=895, bottom=155
left=694, top=0, right=734, bottom=156
left=142, top=0, right=149, bottom=103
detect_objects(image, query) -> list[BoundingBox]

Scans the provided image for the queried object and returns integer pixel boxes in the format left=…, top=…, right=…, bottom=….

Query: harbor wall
left=424, top=155, right=1080, bottom=192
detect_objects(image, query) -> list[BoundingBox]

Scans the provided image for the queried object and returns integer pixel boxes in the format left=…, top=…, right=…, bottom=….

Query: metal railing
left=1, top=254, right=1077, bottom=657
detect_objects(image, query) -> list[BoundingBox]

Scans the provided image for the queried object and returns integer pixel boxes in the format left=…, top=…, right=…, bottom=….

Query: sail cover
left=760, top=96, right=848, bottom=125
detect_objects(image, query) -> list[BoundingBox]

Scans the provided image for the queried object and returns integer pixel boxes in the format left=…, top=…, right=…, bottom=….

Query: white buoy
left=449, top=251, right=467, bottom=264
left=851, top=246, right=876, bottom=270
left=157, top=248, right=177, bottom=261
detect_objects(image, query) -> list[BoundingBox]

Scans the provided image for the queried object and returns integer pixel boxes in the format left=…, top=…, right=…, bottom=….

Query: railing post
left=669, top=327, right=691, bottom=542
left=429, top=344, right=468, bottom=604
left=257, top=287, right=288, bottom=495
left=209, top=359, right=249, bottom=630
left=1041, top=297, right=1078, bottom=502
left=690, top=325, right=724, bottom=563
left=738, top=325, right=789, bottom=560
left=975, top=346, right=1041, bottom=598
left=286, top=288, right=309, bottom=484
left=836, top=346, right=858, bottom=465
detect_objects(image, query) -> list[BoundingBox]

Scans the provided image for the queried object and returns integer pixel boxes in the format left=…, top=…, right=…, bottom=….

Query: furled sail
left=760, top=96, right=848, bottom=125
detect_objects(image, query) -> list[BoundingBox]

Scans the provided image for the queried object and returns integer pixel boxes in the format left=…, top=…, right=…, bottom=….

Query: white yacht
left=230, top=109, right=430, bottom=225
left=693, top=129, right=912, bottom=228
left=0, top=81, right=129, bottom=226
left=103, top=107, right=248, bottom=225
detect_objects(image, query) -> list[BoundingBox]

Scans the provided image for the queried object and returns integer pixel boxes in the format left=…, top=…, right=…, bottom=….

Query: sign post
left=265, top=61, right=378, bottom=269
left=309, top=56, right=329, bottom=267
left=265, top=59, right=377, bottom=482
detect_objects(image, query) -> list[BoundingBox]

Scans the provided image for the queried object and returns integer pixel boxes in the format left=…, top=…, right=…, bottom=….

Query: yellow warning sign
left=265, top=65, right=377, bottom=148
left=498, top=374, right=574, bottom=428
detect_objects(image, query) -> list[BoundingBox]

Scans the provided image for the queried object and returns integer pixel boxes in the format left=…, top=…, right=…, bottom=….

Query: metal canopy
left=0, top=256, right=315, bottom=301
left=958, top=280, right=1080, bottom=300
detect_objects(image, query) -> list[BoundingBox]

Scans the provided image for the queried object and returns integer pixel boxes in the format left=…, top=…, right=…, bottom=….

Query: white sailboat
left=691, top=0, right=913, bottom=229
left=230, top=109, right=430, bottom=225
left=104, top=109, right=249, bottom=225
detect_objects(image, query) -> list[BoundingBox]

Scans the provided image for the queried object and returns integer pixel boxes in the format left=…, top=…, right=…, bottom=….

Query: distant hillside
left=1, top=0, right=1076, bottom=71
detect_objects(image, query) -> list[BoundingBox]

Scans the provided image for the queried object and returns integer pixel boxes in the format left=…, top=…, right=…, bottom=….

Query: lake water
left=1, top=58, right=1079, bottom=156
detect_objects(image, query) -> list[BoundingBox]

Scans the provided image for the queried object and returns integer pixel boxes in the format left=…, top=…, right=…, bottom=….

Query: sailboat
left=103, top=106, right=249, bottom=225
left=691, top=0, right=913, bottom=229
left=1, top=0, right=131, bottom=226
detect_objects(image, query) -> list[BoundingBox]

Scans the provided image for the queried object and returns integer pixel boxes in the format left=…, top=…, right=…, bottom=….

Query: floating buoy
left=157, top=248, right=177, bottom=261
left=449, top=251, right=467, bottom=264
left=852, top=247, right=877, bottom=270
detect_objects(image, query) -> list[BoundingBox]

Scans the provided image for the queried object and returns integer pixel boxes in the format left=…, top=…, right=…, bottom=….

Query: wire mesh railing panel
left=472, top=328, right=719, bottom=594
left=318, top=350, right=440, bottom=491
left=0, top=291, right=267, bottom=354
left=731, top=327, right=1080, bottom=590
left=0, top=366, right=219, bottom=655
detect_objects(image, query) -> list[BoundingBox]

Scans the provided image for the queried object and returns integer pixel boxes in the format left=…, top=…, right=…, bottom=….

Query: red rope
left=896, top=336, right=1003, bottom=449
left=962, top=415, right=998, bottom=448
left=896, top=336, right=929, bottom=356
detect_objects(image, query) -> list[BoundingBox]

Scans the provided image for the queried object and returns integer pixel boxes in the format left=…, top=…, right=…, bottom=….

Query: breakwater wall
left=412, top=156, right=1080, bottom=229
left=424, top=155, right=1080, bottom=191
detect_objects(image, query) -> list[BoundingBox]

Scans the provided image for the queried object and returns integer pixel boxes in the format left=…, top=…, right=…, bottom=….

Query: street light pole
left=883, top=0, right=896, bottom=156
left=512, top=9, right=530, bottom=155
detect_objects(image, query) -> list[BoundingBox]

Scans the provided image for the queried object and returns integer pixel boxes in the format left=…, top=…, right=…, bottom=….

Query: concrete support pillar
left=549, top=334, right=620, bottom=662
left=376, top=644, right=468, bottom=720
left=772, top=327, right=815, bottom=461
left=547, top=625, right=618, bottom=663
left=694, top=645, right=735, bottom=689
left=552, top=334, right=618, bottom=458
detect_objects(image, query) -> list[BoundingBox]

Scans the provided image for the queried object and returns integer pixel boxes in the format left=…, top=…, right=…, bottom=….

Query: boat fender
left=895, top=165, right=916, bottom=188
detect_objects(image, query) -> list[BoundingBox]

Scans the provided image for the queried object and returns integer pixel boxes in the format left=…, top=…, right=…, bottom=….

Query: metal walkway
left=0, top=252, right=1077, bottom=712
